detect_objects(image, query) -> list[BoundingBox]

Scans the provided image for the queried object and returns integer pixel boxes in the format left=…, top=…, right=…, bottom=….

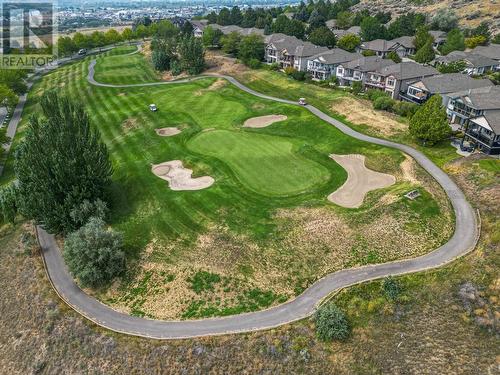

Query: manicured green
left=188, top=130, right=331, bottom=196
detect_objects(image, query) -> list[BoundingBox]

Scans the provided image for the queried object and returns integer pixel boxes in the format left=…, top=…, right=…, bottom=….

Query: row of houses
left=190, top=20, right=500, bottom=155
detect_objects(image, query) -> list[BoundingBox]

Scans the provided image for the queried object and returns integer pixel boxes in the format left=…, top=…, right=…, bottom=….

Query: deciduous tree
left=337, top=34, right=361, bottom=52
left=14, top=91, right=113, bottom=234
left=308, top=26, right=336, bottom=48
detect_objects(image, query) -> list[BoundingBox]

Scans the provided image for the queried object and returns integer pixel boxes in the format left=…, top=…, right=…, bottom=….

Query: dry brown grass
left=331, top=97, right=407, bottom=137
left=205, top=50, right=250, bottom=76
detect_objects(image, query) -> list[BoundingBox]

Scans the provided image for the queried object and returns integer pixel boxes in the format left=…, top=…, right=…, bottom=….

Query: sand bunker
left=328, top=154, right=395, bottom=208
left=155, top=127, right=182, bottom=137
left=152, top=160, right=214, bottom=191
left=243, top=115, right=288, bottom=128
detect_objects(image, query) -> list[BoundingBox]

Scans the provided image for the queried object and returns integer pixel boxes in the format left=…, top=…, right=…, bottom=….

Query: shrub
left=151, top=49, right=170, bottom=71
left=373, top=96, right=396, bottom=111
left=284, top=66, right=296, bottom=76
left=383, top=277, right=401, bottom=301
left=393, top=101, right=418, bottom=118
left=170, top=60, right=182, bottom=76
left=351, top=80, right=363, bottom=94
left=268, top=62, right=280, bottom=71
left=366, top=89, right=389, bottom=102
left=386, top=51, right=402, bottom=63
left=63, top=217, right=125, bottom=288
left=314, top=303, right=351, bottom=341
left=291, top=70, right=307, bottom=81
left=409, top=94, right=451, bottom=145
left=245, top=58, right=261, bottom=69
left=362, top=50, right=376, bottom=57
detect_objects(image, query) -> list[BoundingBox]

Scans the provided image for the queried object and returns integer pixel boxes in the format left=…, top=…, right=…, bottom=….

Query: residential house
left=434, top=51, right=499, bottom=74
left=358, top=38, right=409, bottom=58
left=190, top=20, right=208, bottom=38
left=265, top=34, right=329, bottom=71
left=306, top=48, right=362, bottom=80
left=389, top=36, right=416, bottom=56
left=429, top=30, right=447, bottom=48
left=401, top=73, right=494, bottom=106
left=364, top=62, right=439, bottom=99
left=463, top=109, right=500, bottom=155
left=332, top=26, right=361, bottom=39
left=470, top=43, right=500, bottom=63
left=335, top=56, right=395, bottom=86
left=446, top=86, right=500, bottom=127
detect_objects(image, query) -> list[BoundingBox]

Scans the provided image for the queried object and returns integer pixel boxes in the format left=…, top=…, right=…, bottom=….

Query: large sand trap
left=155, top=127, right=182, bottom=137
left=152, top=160, right=214, bottom=191
left=328, top=154, right=395, bottom=208
left=243, top=115, right=287, bottom=128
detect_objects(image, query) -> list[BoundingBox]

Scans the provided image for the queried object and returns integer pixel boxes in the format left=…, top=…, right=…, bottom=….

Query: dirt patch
left=162, top=71, right=189, bottom=82
left=328, top=154, right=396, bottom=208
left=331, top=97, right=406, bottom=137
left=400, top=154, right=419, bottom=184
left=205, top=50, right=249, bottom=76
left=151, top=160, right=214, bottom=191
left=194, top=79, right=228, bottom=96
left=121, top=117, right=139, bottom=132
left=155, top=127, right=182, bottom=137
left=243, top=115, right=288, bottom=128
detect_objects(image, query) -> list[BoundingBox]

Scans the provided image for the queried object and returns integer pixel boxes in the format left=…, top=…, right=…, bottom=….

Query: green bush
left=245, top=58, right=262, bottom=69
left=268, top=62, right=280, bottom=71
left=393, top=101, right=418, bottom=118
left=373, top=96, right=396, bottom=111
left=383, top=277, right=401, bottom=301
left=284, top=66, right=296, bottom=76
left=63, top=217, right=125, bottom=288
left=291, top=70, right=307, bottom=81
left=151, top=49, right=170, bottom=71
left=170, top=60, right=182, bottom=76
left=314, top=303, right=351, bottom=341
left=69, top=199, right=108, bottom=229
left=366, top=89, right=389, bottom=102
left=351, top=80, right=363, bottom=94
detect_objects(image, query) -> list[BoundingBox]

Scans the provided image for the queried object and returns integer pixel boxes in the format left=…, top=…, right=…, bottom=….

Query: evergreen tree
left=441, top=28, right=465, bottom=55
left=178, top=36, right=205, bottom=75
left=152, top=48, right=170, bottom=71
left=217, top=8, right=232, bottom=26
left=336, top=11, right=353, bottom=29
left=360, top=16, right=387, bottom=41
left=308, top=26, right=336, bottom=48
left=409, top=95, right=450, bottom=145
left=179, top=21, right=194, bottom=36
left=230, top=6, right=243, bottom=26
left=414, top=40, right=435, bottom=63
left=14, top=91, right=113, bottom=234
left=206, top=11, right=218, bottom=24
left=308, top=9, right=326, bottom=31
left=241, top=8, right=257, bottom=28
left=414, top=26, right=434, bottom=51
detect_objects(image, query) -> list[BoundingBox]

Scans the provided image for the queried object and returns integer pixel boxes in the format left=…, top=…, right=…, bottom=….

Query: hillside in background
left=353, top=0, right=500, bottom=34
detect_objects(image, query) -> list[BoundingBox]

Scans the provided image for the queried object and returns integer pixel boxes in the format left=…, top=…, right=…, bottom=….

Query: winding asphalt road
left=35, top=58, right=478, bottom=339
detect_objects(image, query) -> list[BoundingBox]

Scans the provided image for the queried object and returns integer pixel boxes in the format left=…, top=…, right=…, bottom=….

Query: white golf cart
left=298, top=97, right=307, bottom=106
left=149, top=104, right=158, bottom=112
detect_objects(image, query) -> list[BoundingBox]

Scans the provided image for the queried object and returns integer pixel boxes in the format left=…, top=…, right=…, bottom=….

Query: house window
left=337, top=67, right=344, bottom=75
left=387, top=78, right=395, bottom=87
left=408, top=87, right=421, bottom=97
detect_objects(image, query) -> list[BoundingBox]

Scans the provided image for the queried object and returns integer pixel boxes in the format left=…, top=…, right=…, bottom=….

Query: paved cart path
left=34, top=58, right=478, bottom=339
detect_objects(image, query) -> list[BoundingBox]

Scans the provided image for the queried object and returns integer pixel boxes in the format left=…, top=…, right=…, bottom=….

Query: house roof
left=470, top=44, right=500, bottom=60
left=448, top=85, right=500, bottom=110
left=360, top=39, right=397, bottom=52
left=309, top=48, right=362, bottom=65
left=267, top=34, right=329, bottom=57
left=210, top=24, right=265, bottom=38
left=470, top=109, right=500, bottom=134
left=190, top=20, right=208, bottom=30
left=390, top=36, right=415, bottom=49
left=413, top=73, right=494, bottom=94
left=326, top=19, right=337, bottom=29
left=333, top=26, right=361, bottom=38
left=377, top=62, right=439, bottom=80
left=429, top=30, right=447, bottom=41
left=343, top=56, right=396, bottom=71
left=436, top=51, right=499, bottom=68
